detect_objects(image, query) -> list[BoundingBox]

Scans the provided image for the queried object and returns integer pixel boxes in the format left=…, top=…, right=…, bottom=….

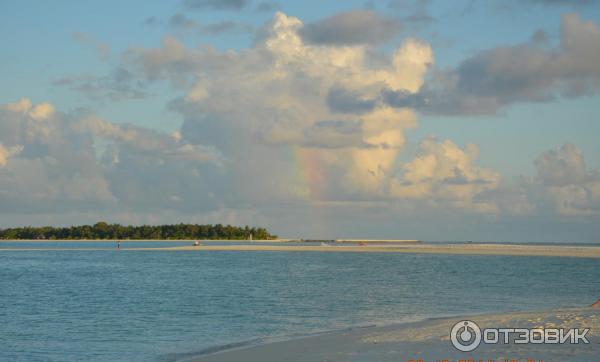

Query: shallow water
left=0, top=240, right=326, bottom=249
left=1, top=247, right=599, bottom=361
left=0, top=241, right=192, bottom=249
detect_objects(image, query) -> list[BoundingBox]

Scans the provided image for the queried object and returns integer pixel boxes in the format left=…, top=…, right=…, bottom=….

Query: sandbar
left=2, top=242, right=600, bottom=258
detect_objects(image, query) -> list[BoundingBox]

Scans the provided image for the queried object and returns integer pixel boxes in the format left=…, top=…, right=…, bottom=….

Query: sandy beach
left=2, top=242, right=600, bottom=258
left=191, top=307, right=600, bottom=362
left=165, top=243, right=600, bottom=258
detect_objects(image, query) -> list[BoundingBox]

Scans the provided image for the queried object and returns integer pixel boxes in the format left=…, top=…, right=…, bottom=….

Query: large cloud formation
left=2, top=11, right=600, bottom=238
left=385, top=13, right=600, bottom=115
left=121, top=12, right=442, bottom=206
left=99, top=13, right=600, bottom=213
left=0, top=98, right=222, bottom=215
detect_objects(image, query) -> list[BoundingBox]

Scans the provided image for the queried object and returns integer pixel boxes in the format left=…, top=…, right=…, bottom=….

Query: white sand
left=191, top=308, right=600, bottom=361
left=150, top=243, right=600, bottom=258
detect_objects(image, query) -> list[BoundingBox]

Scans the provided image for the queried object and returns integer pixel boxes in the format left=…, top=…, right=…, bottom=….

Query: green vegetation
left=0, top=222, right=277, bottom=240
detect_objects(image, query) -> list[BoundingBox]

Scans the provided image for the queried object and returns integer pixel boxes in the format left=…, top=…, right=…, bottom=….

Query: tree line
left=0, top=222, right=277, bottom=240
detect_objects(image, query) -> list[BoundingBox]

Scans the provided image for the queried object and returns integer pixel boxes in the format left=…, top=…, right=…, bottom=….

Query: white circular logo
left=450, top=320, right=482, bottom=352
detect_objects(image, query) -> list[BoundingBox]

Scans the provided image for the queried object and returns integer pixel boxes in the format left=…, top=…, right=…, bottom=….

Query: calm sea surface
left=1, top=242, right=599, bottom=361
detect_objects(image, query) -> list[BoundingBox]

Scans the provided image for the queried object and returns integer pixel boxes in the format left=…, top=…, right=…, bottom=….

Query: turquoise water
left=1, top=247, right=599, bottom=361
left=0, top=241, right=193, bottom=249
left=0, top=241, right=327, bottom=249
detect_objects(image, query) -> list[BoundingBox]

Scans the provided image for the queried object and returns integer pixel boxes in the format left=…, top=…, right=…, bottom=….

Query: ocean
left=1, top=242, right=599, bottom=361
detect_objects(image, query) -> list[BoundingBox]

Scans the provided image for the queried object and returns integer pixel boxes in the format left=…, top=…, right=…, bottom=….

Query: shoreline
left=0, top=238, right=420, bottom=243
left=189, top=307, right=600, bottom=362
left=164, top=243, right=600, bottom=258
left=3, top=242, right=600, bottom=258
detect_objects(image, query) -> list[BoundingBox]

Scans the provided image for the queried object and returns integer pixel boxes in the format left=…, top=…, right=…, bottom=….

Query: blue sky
left=1, top=0, right=600, bottom=241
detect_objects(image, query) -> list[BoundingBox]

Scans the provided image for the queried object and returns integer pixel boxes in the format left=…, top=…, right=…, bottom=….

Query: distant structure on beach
left=299, top=239, right=421, bottom=243
left=335, top=239, right=421, bottom=243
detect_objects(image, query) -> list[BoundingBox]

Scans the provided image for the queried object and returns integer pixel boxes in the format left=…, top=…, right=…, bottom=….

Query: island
left=0, top=222, right=277, bottom=240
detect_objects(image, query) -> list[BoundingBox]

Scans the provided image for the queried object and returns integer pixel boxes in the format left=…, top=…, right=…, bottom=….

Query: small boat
left=193, top=241, right=200, bottom=246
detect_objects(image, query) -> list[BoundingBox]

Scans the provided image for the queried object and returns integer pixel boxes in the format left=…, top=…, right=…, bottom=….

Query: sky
left=1, top=0, right=600, bottom=242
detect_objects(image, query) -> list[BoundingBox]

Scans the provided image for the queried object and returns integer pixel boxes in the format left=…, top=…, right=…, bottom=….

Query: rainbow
left=292, top=146, right=326, bottom=203
left=291, top=145, right=334, bottom=238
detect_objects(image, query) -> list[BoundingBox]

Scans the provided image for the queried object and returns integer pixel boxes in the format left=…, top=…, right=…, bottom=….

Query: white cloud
left=59, top=11, right=600, bottom=223
left=0, top=98, right=116, bottom=212
left=390, top=137, right=500, bottom=212
left=1, top=97, right=55, bottom=121
left=28, top=102, right=55, bottom=121
left=473, top=144, right=600, bottom=218
left=121, top=12, right=433, bottom=204
left=0, top=98, right=222, bottom=213
left=532, top=144, right=600, bottom=216
left=0, top=143, right=23, bottom=167
left=384, top=13, right=600, bottom=115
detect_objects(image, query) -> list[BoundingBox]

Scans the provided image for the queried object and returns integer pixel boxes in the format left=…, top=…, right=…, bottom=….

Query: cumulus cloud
left=107, top=12, right=435, bottom=206
left=474, top=144, right=600, bottom=218
left=28, top=102, right=56, bottom=121
left=75, top=116, right=223, bottom=166
left=299, top=10, right=401, bottom=45
left=0, top=98, right=114, bottom=212
left=0, top=98, right=222, bottom=214
left=97, top=10, right=578, bottom=218
left=389, top=137, right=500, bottom=212
left=534, top=143, right=587, bottom=186
left=0, top=144, right=23, bottom=167
left=384, top=13, right=600, bottom=115
left=532, top=144, right=600, bottom=216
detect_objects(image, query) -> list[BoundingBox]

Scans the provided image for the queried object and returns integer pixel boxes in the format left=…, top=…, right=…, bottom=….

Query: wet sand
left=191, top=308, right=600, bottom=362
